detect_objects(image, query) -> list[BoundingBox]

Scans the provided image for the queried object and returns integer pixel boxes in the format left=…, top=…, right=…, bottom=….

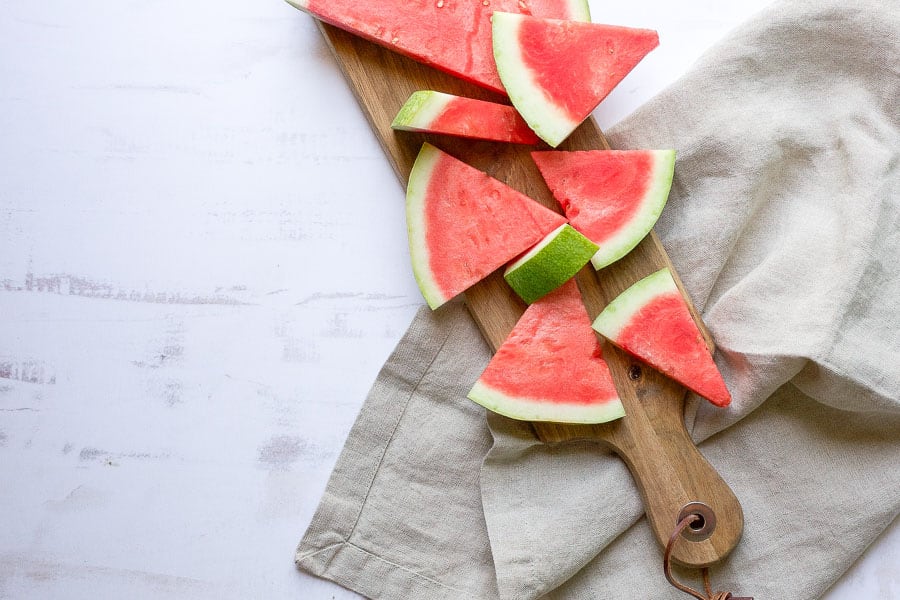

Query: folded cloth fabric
left=296, top=0, right=900, bottom=598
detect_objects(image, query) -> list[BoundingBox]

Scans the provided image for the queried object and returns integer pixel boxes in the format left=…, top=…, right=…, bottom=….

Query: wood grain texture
left=318, top=21, right=742, bottom=567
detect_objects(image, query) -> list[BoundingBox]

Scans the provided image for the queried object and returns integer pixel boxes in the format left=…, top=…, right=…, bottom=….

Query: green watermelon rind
left=468, top=380, right=626, bottom=424
left=563, top=0, right=592, bottom=22
left=406, top=143, right=447, bottom=309
left=492, top=12, right=578, bottom=148
left=504, top=224, right=598, bottom=304
left=591, top=267, right=677, bottom=340
left=590, top=149, right=676, bottom=270
left=391, top=91, right=453, bottom=132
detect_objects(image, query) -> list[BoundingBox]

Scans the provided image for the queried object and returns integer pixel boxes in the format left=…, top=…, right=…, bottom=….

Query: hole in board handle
left=677, top=502, right=717, bottom=542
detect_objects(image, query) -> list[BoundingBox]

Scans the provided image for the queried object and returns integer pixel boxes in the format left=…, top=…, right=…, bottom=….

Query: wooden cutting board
left=315, top=21, right=743, bottom=568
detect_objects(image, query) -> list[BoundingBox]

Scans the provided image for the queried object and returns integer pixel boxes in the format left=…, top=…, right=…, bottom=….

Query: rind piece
left=392, top=90, right=452, bottom=131
left=468, top=280, right=625, bottom=423
left=493, top=13, right=659, bottom=146
left=468, top=379, right=625, bottom=423
left=406, top=144, right=444, bottom=308
left=532, top=149, right=675, bottom=270
left=286, top=0, right=591, bottom=94
left=406, top=143, right=567, bottom=309
left=504, top=224, right=598, bottom=304
left=592, top=268, right=732, bottom=407
left=562, top=0, right=591, bottom=21
left=391, top=91, right=540, bottom=145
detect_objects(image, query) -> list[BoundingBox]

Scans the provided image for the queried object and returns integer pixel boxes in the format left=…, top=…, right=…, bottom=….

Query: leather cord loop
left=663, top=513, right=750, bottom=600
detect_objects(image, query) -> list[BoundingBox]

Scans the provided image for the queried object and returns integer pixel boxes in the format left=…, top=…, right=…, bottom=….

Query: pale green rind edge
left=590, top=149, right=676, bottom=270
left=504, top=224, right=598, bottom=304
left=284, top=0, right=309, bottom=10
left=592, top=267, right=677, bottom=340
left=406, top=143, right=449, bottom=309
left=492, top=12, right=578, bottom=148
left=566, top=0, right=592, bottom=22
left=468, top=380, right=625, bottom=424
left=391, top=91, right=453, bottom=131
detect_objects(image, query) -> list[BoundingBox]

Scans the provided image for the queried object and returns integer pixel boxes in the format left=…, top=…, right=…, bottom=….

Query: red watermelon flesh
left=407, top=143, right=567, bottom=309
left=532, top=149, right=675, bottom=270
left=492, top=13, right=659, bottom=146
left=285, top=0, right=591, bottom=94
left=468, top=279, right=625, bottom=423
left=391, top=91, right=540, bottom=145
left=592, top=268, right=731, bottom=407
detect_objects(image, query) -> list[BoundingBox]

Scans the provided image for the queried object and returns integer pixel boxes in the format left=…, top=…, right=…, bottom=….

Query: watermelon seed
left=628, top=364, right=642, bottom=380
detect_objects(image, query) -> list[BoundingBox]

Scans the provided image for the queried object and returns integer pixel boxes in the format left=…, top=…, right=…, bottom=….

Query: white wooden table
left=0, top=1, right=896, bottom=598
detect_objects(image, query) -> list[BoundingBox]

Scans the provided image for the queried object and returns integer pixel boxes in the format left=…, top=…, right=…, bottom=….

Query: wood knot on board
left=628, top=364, right=642, bottom=381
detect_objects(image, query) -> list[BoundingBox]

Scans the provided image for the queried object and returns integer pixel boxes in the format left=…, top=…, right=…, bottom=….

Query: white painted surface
left=0, top=1, right=895, bottom=599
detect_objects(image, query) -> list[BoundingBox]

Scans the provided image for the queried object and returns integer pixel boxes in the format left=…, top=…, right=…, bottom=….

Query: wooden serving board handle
left=315, top=21, right=743, bottom=567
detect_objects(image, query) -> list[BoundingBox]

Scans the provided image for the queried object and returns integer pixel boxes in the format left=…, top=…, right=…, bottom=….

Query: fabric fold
left=296, top=303, right=500, bottom=599
left=538, top=387, right=900, bottom=600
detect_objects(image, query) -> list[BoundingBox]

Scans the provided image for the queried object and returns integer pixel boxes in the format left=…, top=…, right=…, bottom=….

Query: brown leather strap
left=664, top=514, right=753, bottom=600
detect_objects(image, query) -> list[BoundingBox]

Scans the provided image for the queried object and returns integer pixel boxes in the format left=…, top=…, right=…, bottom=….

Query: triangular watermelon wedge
left=592, top=268, right=731, bottom=407
left=392, top=91, right=540, bottom=145
left=532, top=149, right=675, bottom=270
left=407, top=143, right=567, bottom=309
left=285, top=0, right=591, bottom=94
left=492, top=13, right=659, bottom=147
left=468, top=279, right=625, bottom=423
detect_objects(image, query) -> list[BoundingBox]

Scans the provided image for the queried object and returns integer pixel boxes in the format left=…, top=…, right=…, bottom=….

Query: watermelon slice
left=591, top=268, right=731, bottom=407
left=407, top=143, right=567, bottom=309
left=532, top=149, right=675, bottom=270
left=492, top=13, right=659, bottom=147
left=391, top=91, right=541, bottom=145
left=284, top=0, right=591, bottom=94
left=468, top=279, right=624, bottom=423
left=504, top=223, right=598, bottom=304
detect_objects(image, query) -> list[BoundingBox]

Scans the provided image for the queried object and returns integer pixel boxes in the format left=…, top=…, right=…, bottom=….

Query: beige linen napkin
left=296, top=0, right=900, bottom=598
